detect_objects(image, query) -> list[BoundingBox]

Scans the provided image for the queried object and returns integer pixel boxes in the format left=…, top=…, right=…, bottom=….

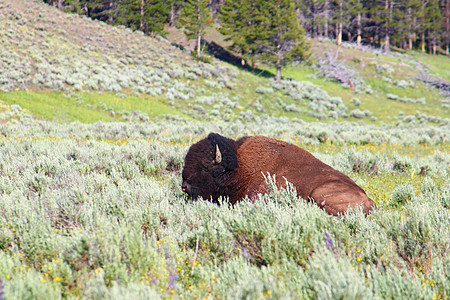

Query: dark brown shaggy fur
left=182, top=133, right=376, bottom=216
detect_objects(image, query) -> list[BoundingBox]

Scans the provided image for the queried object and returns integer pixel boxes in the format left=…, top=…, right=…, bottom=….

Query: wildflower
left=189, top=286, right=193, bottom=290
left=357, top=257, right=361, bottom=262
left=324, top=233, right=333, bottom=251
left=41, top=278, right=45, bottom=283
left=54, top=276, right=61, bottom=282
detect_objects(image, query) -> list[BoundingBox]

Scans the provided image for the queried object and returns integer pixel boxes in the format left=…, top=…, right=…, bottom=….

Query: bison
left=181, top=133, right=376, bottom=216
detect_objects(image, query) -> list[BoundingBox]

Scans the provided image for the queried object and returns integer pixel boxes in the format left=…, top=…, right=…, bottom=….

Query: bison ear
left=215, top=145, right=222, bottom=164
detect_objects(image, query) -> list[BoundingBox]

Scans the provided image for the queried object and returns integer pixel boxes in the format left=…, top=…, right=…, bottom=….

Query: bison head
left=181, top=133, right=238, bottom=202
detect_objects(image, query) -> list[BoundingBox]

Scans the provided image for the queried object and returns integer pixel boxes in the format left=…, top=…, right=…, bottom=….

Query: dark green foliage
left=42, top=0, right=449, bottom=55
left=220, top=0, right=310, bottom=81
left=219, top=0, right=262, bottom=61
left=112, top=0, right=169, bottom=35
left=179, top=0, right=211, bottom=58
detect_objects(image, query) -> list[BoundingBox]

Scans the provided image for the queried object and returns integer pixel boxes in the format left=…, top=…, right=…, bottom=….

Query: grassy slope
left=0, top=91, right=186, bottom=123
left=275, top=40, right=449, bottom=121
left=0, top=0, right=449, bottom=124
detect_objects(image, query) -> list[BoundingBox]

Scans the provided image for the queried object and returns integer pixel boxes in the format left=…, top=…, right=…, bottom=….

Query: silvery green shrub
left=255, top=86, right=274, bottom=94
left=391, top=184, right=415, bottom=206
left=0, top=118, right=448, bottom=298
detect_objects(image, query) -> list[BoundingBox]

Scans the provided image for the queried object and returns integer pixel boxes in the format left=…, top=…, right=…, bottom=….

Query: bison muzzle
left=182, top=133, right=376, bottom=216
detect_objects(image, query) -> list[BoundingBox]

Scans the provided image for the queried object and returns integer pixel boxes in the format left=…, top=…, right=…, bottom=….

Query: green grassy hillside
left=0, top=0, right=449, bottom=125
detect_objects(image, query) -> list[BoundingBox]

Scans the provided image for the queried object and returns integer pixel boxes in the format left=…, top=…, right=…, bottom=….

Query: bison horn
left=215, top=145, right=222, bottom=164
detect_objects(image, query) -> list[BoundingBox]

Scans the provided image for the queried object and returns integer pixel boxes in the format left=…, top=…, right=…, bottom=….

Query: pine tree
left=424, top=0, right=443, bottom=54
left=259, top=0, right=310, bottom=81
left=368, top=0, right=396, bottom=53
left=294, top=0, right=323, bottom=38
left=85, top=0, right=115, bottom=22
left=333, top=0, right=346, bottom=45
left=221, top=0, right=309, bottom=82
left=220, top=0, right=261, bottom=65
left=112, top=0, right=169, bottom=35
left=112, top=0, right=144, bottom=31
left=348, top=0, right=364, bottom=46
left=167, top=0, right=184, bottom=26
left=180, top=0, right=212, bottom=59
left=397, top=0, right=422, bottom=51
left=144, top=0, right=170, bottom=35
left=444, top=0, right=450, bottom=55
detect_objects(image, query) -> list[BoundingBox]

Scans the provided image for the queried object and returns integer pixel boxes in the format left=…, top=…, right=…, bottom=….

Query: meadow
left=0, top=0, right=449, bottom=299
left=0, top=119, right=448, bottom=299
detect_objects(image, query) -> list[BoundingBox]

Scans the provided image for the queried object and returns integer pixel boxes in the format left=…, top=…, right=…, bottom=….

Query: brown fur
left=182, top=133, right=376, bottom=216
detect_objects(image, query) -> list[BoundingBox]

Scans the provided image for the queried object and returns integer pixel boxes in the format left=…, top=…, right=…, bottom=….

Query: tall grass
left=0, top=119, right=448, bottom=299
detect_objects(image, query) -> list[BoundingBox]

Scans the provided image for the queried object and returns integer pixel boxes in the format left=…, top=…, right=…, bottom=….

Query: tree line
left=43, top=0, right=450, bottom=80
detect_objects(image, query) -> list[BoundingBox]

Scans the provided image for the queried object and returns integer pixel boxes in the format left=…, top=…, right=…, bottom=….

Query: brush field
left=0, top=0, right=449, bottom=299
left=0, top=120, right=448, bottom=299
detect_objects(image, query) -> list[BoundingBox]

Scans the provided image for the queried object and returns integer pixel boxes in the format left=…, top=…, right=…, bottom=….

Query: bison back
left=235, top=136, right=376, bottom=215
